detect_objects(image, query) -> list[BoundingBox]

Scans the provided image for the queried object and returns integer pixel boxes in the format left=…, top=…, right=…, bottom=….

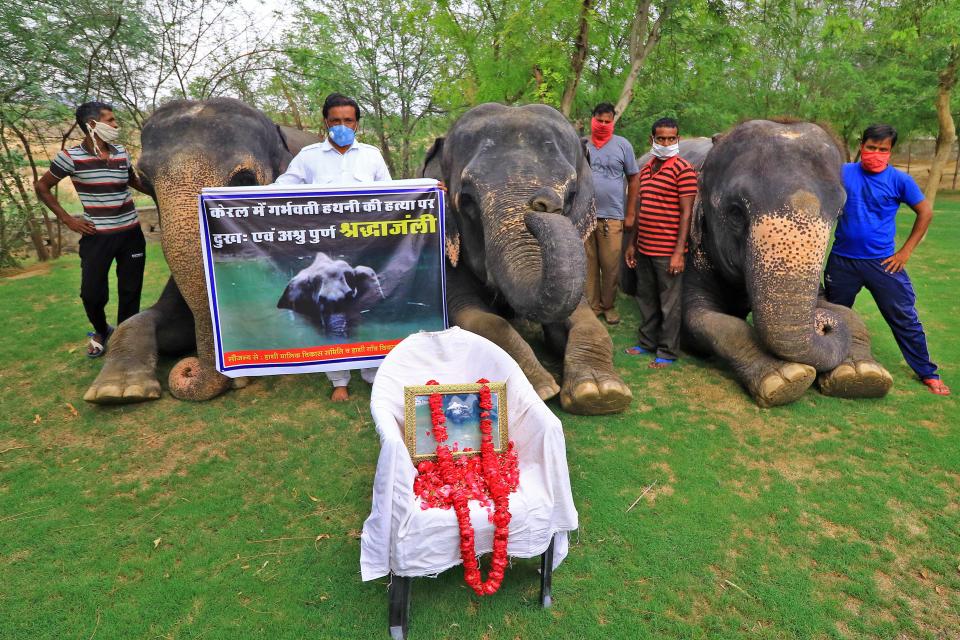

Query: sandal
left=624, top=345, right=652, bottom=356
left=648, top=357, right=676, bottom=369
left=86, top=326, right=114, bottom=359
left=922, top=378, right=951, bottom=396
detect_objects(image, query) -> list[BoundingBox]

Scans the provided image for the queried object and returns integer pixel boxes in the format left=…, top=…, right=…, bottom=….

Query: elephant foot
left=168, top=357, right=233, bottom=401
left=529, top=371, right=560, bottom=402
left=560, top=370, right=632, bottom=415
left=754, top=362, right=816, bottom=408
left=817, top=360, right=893, bottom=398
left=84, top=366, right=163, bottom=405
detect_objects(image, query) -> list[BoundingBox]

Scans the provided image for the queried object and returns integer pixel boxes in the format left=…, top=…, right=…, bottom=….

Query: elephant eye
left=228, top=168, right=259, bottom=187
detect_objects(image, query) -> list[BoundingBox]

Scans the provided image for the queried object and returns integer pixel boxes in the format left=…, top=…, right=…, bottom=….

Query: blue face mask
left=328, top=124, right=356, bottom=147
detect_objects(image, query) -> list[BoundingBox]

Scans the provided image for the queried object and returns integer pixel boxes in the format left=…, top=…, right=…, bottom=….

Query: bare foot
left=922, top=378, right=951, bottom=396
left=331, top=386, right=350, bottom=402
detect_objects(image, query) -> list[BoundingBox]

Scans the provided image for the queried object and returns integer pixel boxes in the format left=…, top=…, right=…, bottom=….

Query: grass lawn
left=1, top=197, right=958, bottom=640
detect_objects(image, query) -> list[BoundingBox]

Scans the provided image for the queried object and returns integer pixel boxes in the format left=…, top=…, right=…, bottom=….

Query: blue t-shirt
left=833, top=162, right=925, bottom=260
left=587, top=135, right=640, bottom=220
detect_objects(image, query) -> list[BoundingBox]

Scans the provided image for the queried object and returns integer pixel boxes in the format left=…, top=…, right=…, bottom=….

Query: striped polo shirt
left=50, top=144, right=138, bottom=233
left=636, top=155, right=698, bottom=256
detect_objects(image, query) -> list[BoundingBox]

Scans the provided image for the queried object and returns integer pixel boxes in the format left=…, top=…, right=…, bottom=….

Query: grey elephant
left=277, top=251, right=385, bottom=338
left=422, top=103, right=632, bottom=415
left=84, top=98, right=320, bottom=403
left=683, top=119, right=893, bottom=407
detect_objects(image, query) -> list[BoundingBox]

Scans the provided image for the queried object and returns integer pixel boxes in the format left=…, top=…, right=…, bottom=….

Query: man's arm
left=623, top=171, right=640, bottom=230
left=881, top=199, right=933, bottom=273
left=669, top=194, right=695, bottom=275
left=128, top=167, right=149, bottom=195
left=34, top=172, right=96, bottom=235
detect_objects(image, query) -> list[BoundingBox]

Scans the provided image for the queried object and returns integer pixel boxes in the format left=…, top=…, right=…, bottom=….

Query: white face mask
left=651, top=142, right=679, bottom=159
left=89, top=120, right=120, bottom=154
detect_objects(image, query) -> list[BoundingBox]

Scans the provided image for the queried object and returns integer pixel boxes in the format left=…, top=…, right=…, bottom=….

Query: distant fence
left=891, top=139, right=960, bottom=191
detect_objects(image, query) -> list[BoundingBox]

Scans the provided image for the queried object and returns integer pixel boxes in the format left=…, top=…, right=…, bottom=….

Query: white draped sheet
left=360, top=327, right=579, bottom=580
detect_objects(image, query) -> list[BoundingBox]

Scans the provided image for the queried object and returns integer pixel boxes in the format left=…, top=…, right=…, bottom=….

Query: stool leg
left=388, top=574, right=411, bottom=639
left=540, top=536, right=555, bottom=608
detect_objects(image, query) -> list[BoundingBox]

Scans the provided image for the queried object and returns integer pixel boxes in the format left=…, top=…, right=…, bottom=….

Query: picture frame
left=403, top=382, right=508, bottom=463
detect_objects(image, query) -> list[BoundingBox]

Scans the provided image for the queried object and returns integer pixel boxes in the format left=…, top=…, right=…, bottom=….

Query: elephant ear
left=421, top=137, right=461, bottom=267
left=569, top=138, right=597, bottom=241
left=350, top=265, right=386, bottom=300
left=689, top=193, right=705, bottom=251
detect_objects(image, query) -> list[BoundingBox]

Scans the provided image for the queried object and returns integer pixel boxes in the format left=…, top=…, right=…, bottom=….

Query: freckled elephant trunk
left=154, top=166, right=233, bottom=400
left=486, top=210, right=586, bottom=324
left=746, top=195, right=850, bottom=372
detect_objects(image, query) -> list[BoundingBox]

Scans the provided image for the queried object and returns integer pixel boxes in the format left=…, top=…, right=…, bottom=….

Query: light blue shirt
left=275, top=138, right=391, bottom=185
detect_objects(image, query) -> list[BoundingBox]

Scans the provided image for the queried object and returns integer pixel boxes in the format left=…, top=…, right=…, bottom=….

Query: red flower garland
left=413, top=378, right=519, bottom=596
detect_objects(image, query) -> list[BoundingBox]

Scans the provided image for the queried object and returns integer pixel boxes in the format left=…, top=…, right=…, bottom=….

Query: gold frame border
left=403, top=382, right=508, bottom=463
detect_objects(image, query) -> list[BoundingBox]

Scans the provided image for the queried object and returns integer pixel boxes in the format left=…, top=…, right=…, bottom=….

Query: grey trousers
left=634, top=254, right=684, bottom=360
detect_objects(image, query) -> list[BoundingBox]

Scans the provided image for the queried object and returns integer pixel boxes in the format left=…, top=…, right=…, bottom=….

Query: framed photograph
left=404, top=382, right=508, bottom=462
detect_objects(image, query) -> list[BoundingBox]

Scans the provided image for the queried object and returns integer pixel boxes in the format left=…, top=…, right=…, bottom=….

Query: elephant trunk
left=485, top=206, right=586, bottom=324
left=324, top=311, right=350, bottom=339
left=746, top=191, right=850, bottom=372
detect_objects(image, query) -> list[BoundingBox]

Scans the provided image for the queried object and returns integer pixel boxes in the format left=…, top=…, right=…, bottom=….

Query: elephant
left=422, top=103, right=632, bottom=415
left=277, top=251, right=385, bottom=338
left=84, top=98, right=320, bottom=403
left=682, top=119, right=893, bottom=407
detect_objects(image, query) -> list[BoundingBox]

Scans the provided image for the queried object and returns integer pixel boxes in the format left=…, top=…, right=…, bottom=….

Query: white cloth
left=275, top=139, right=391, bottom=185
left=361, top=327, right=578, bottom=581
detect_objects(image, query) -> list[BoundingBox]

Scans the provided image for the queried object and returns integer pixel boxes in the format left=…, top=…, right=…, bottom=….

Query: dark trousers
left=824, top=252, right=939, bottom=380
left=634, top=254, right=683, bottom=360
left=78, top=226, right=146, bottom=336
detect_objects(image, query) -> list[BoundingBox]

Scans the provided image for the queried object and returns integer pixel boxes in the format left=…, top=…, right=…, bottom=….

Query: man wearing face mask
left=275, top=93, right=390, bottom=402
left=824, top=124, right=949, bottom=396
left=35, top=101, right=148, bottom=358
left=583, top=102, right=640, bottom=325
left=624, top=117, right=697, bottom=368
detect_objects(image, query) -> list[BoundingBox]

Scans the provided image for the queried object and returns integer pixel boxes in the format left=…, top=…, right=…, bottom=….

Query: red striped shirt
left=636, top=155, right=697, bottom=257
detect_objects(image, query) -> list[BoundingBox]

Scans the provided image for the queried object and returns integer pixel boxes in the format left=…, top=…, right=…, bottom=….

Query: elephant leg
left=550, top=301, right=632, bottom=415
left=815, top=298, right=892, bottom=398
left=452, top=305, right=560, bottom=401
left=685, top=304, right=816, bottom=408
left=83, top=307, right=163, bottom=404
left=84, top=277, right=206, bottom=404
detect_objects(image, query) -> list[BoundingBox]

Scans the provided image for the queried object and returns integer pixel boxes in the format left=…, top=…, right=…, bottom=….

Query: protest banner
left=198, top=178, right=447, bottom=377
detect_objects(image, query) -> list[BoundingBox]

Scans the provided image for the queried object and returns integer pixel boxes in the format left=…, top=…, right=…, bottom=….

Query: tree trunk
left=278, top=77, right=304, bottom=130
left=613, top=1, right=670, bottom=122
left=560, top=0, right=592, bottom=117
left=924, top=47, right=959, bottom=210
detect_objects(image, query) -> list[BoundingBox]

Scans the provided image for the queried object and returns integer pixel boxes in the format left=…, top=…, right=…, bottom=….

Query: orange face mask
left=591, top=118, right=614, bottom=148
left=860, top=149, right=890, bottom=173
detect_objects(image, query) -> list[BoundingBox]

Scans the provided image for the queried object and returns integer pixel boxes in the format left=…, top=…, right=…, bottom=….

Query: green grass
left=1, top=198, right=958, bottom=639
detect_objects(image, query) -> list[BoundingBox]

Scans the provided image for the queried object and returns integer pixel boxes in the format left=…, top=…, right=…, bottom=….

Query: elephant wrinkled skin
left=84, top=98, right=318, bottom=404
left=682, top=120, right=893, bottom=407
left=422, top=103, right=631, bottom=415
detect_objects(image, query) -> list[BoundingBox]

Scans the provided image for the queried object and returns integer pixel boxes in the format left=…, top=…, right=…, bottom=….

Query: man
left=824, top=124, right=949, bottom=396
left=275, top=93, right=390, bottom=402
left=624, top=117, right=697, bottom=368
left=583, top=102, right=640, bottom=325
left=35, top=101, right=148, bottom=358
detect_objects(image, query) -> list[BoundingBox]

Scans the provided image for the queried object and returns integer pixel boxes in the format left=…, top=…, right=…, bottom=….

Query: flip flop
left=648, top=357, right=676, bottom=369
left=922, top=378, right=951, bottom=396
left=624, top=345, right=652, bottom=356
left=85, top=326, right=114, bottom=359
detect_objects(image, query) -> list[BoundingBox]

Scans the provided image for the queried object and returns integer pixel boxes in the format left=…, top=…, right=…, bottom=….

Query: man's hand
left=881, top=249, right=911, bottom=273
left=625, top=244, right=637, bottom=269
left=65, top=216, right=96, bottom=235
left=668, top=252, right=685, bottom=275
